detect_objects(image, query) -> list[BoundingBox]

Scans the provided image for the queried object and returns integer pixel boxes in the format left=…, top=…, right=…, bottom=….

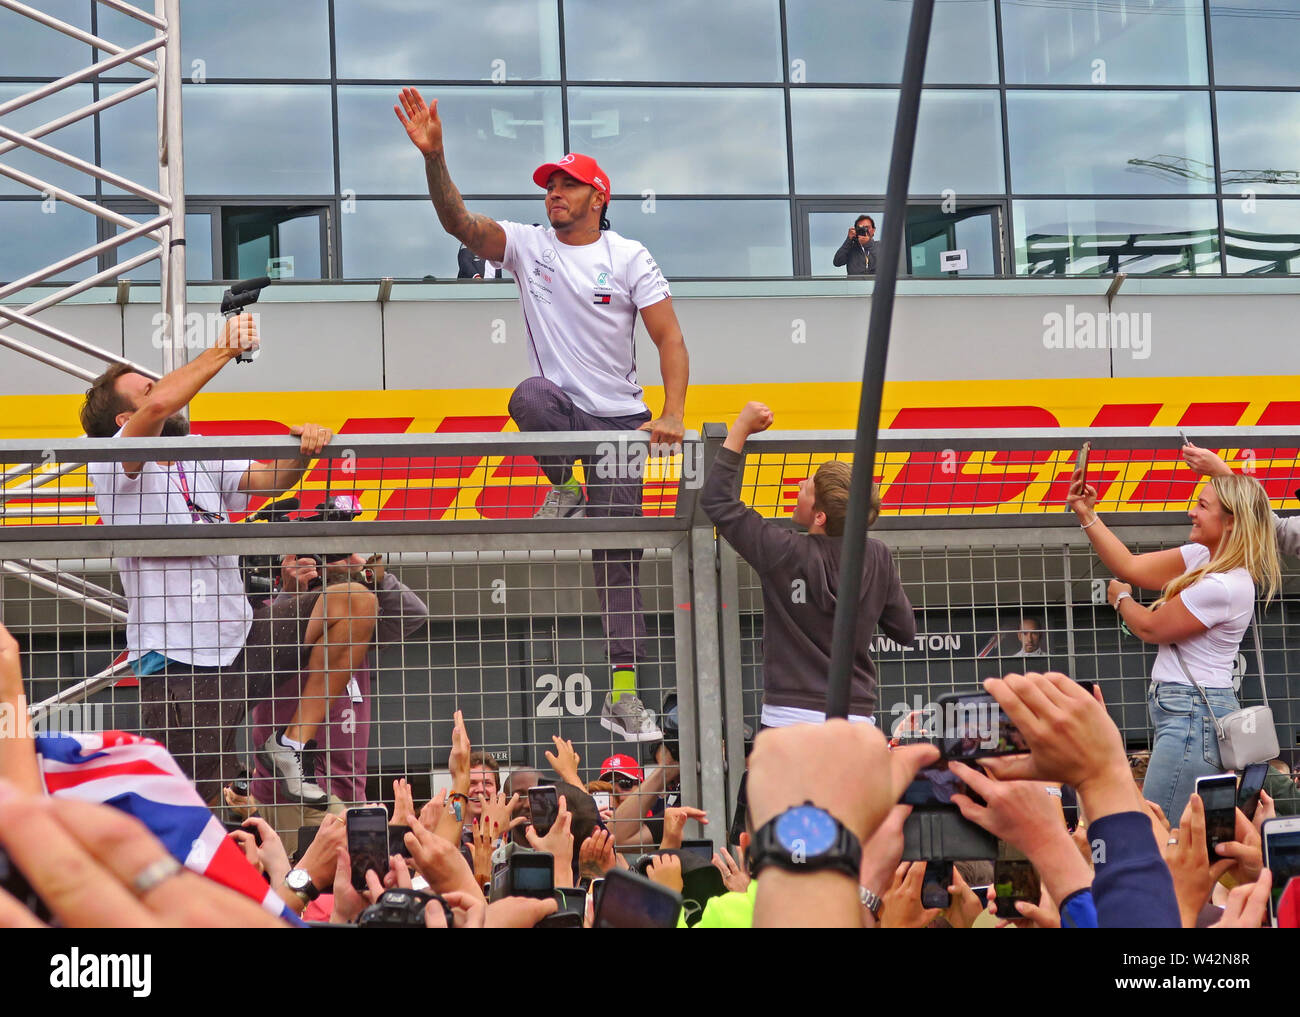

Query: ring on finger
left=132, top=855, right=183, bottom=897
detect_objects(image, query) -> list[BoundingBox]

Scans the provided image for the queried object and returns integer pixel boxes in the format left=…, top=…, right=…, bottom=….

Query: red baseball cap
left=599, top=754, right=642, bottom=782
left=532, top=153, right=611, bottom=202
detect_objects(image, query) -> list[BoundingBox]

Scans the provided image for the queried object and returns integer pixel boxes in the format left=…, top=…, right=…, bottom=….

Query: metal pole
left=825, top=0, right=935, bottom=718
left=160, top=0, right=187, bottom=378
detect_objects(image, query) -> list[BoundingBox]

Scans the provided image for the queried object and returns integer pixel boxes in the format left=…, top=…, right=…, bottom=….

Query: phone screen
left=922, top=860, right=952, bottom=909
left=936, top=692, right=1029, bottom=762
left=346, top=807, right=390, bottom=892
left=593, top=870, right=682, bottom=929
left=1198, top=775, right=1238, bottom=863
left=1237, top=763, right=1269, bottom=821
left=554, top=885, right=587, bottom=914
left=528, top=786, right=559, bottom=837
left=994, top=858, right=1040, bottom=919
left=679, top=839, right=715, bottom=863
left=509, top=855, right=555, bottom=899
left=1263, top=823, right=1300, bottom=924
left=901, top=764, right=972, bottom=807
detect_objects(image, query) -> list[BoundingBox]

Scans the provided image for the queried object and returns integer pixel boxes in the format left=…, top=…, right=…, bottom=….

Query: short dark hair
left=469, top=751, right=499, bottom=790
left=855, top=215, right=875, bottom=229
left=80, top=363, right=134, bottom=437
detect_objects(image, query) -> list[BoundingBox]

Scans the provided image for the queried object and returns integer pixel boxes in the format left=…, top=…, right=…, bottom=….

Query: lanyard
left=172, top=462, right=224, bottom=524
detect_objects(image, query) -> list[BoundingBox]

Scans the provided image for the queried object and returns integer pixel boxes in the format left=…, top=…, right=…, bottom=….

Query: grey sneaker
left=600, top=692, right=663, bottom=742
left=535, top=485, right=586, bottom=519
left=257, top=731, right=328, bottom=806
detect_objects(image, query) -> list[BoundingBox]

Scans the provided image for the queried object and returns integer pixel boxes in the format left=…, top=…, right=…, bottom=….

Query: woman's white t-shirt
left=1150, top=543, right=1254, bottom=689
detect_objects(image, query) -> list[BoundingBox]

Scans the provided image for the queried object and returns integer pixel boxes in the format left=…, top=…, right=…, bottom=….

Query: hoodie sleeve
left=701, top=446, right=800, bottom=569
left=1087, top=811, right=1181, bottom=928
left=874, top=543, right=916, bottom=645
left=375, top=572, right=430, bottom=644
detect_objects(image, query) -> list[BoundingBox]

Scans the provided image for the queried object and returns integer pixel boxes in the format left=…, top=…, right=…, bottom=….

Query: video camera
left=221, top=276, right=271, bottom=364
left=240, top=494, right=365, bottom=605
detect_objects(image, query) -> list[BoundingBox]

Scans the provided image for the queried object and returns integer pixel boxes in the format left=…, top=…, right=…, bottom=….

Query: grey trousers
left=508, top=376, right=650, bottom=668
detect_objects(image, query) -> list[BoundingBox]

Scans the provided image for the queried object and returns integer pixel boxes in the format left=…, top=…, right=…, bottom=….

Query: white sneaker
left=257, top=731, right=328, bottom=806
left=535, top=485, right=586, bottom=519
left=600, top=692, right=663, bottom=742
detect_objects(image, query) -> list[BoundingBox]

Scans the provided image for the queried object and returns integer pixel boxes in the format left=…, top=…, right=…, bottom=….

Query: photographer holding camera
left=80, top=314, right=336, bottom=807
left=833, top=215, right=878, bottom=276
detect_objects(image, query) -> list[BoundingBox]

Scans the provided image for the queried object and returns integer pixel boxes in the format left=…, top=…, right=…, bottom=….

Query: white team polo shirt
left=499, top=221, right=671, bottom=419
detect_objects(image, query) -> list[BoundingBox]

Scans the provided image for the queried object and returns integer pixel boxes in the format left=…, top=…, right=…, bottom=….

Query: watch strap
left=750, top=803, right=862, bottom=882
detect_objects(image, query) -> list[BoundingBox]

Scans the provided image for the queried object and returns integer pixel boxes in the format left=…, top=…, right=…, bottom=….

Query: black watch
left=749, top=802, right=862, bottom=882
left=285, top=868, right=321, bottom=904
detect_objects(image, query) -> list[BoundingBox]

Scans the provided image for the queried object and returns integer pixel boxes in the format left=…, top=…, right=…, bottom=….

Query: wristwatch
left=284, top=868, right=321, bottom=906
left=749, top=802, right=862, bottom=882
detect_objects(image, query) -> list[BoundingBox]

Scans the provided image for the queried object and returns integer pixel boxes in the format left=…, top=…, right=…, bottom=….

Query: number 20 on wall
left=535, top=672, right=593, bottom=717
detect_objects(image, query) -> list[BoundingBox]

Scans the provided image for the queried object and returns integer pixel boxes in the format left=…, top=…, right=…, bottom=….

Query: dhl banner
left=3, top=376, right=1298, bottom=525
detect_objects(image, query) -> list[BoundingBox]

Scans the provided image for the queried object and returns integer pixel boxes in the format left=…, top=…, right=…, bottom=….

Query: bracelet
left=447, top=792, right=468, bottom=804
left=1113, top=591, right=1132, bottom=611
left=1080, top=514, right=1100, bottom=530
left=859, top=885, right=883, bottom=920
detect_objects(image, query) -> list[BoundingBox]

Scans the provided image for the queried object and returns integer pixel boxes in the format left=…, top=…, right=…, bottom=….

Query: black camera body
left=357, top=889, right=454, bottom=928
left=855, top=225, right=868, bottom=237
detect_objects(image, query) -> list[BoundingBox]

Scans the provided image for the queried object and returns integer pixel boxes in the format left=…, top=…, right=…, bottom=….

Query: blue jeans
left=1143, top=681, right=1239, bottom=823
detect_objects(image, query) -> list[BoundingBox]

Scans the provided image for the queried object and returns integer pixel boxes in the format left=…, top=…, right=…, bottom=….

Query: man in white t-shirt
left=79, top=315, right=338, bottom=806
left=396, top=88, right=690, bottom=742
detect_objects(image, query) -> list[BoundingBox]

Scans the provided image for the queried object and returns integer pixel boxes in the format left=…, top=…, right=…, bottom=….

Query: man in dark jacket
left=701, top=401, right=915, bottom=726
left=833, top=215, right=878, bottom=275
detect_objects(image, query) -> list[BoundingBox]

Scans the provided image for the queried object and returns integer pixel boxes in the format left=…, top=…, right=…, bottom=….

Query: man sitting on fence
left=79, top=314, right=335, bottom=806
left=700, top=401, right=916, bottom=727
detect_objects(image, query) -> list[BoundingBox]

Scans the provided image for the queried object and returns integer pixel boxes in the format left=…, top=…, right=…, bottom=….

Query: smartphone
left=970, top=885, right=990, bottom=909
left=528, top=785, right=559, bottom=837
left=592, top=868, right=683, bottom=929
left=498, top=851, right=554, bottom=901
left=922, top=860, right=952, bottom=910
left=534, top=910, right=583, bottom=928
left=1261, top=817, right=1300, bottom=927
left=591, top=791, right=611, bottom=813
left=1077, top=440, right=1091, bottom=487
left=346, top=806, right=390, bottom=892
left=934, top=692, right=1029, bottom=762
left=1237, top=763, right=1270, bottom=822
left=389, top=823, right=414, bottom=860
left=679, top=839, right=715, bottom=863
left=588, top=877, right=606, bottom=913
left=1197, top=773, right=1238, bottom=865
left=554, top=885, right=587, bottom=915
left=1180, top=429, right=1191, bottom=446
left=993, top=858, right=1041, bottom=919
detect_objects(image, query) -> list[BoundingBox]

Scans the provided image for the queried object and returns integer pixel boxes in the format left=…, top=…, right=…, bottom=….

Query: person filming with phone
left=833, top=215, right=878, bottom=275
left=1067, top=464, right=1280, bottom=821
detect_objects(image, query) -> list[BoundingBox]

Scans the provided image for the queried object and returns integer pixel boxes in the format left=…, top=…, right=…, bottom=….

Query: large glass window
left=600, top=199, right=791, bottom=277
left=1210, top=0, right=1300, bottom=86
left=784, top=0, right=998, bottom=84
left=1001, top=0, right=1208, bottom=85
left=0, top=200, right=97, bottom=283
left=100, top=84, right=334, bottom=195
left=222, top=206, right=326, bottom=280
left=0, top=84, right=97, bottom=197
left=1215, top=92, right=1300, bottom=195
left=334, top=0, right=560, bottom=80
left=1014, top=199, right=1220, bottom=275
left=108, top=211, right=215, bottom=281
left=342, top=198, right=536, bottom=279
left=339, top=86, right=562, bottom=196
left=1007, top=92, right=1214, bottom=195
left=179, top=0, right=331, bottom=79
left=567, top=88, right=787, bottom=195
left=1223, top=199, right=1300, bottom=274
left=0, top=0, right=91, bottom=78
left=564, top=0, right=782, bottom=82
left=791, top=90, right=1004, bottom=195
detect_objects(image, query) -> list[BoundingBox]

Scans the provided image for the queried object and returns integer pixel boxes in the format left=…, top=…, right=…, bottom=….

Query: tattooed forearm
left=423, top=152, right=506, bottom=259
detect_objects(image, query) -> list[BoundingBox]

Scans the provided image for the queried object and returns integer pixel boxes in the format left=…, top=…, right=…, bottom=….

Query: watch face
left=287, top=870, right=309, bottom=891
left=774, top=805, right=839, bottom=858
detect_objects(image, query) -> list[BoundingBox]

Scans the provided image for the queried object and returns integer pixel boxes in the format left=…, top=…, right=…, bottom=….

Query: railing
left=2, top=428, right=1298, bottom=845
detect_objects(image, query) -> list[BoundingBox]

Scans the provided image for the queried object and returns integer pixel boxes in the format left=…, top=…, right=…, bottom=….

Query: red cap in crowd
left=532, top=153, right=611, bottom=202
left=599, top=754, right=642, bottom=782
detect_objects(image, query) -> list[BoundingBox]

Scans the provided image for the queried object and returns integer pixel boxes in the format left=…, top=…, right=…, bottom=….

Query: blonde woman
left=1067, top=469, right=1280, bottom=820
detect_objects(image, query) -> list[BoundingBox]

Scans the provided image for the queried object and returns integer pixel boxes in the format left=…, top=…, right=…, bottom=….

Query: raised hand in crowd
left=469, top=817, right=495, bottom=888
left=1164, top=794, right=1235, bottom=928
left=545, top=735, right=582, bottom=787
left=0, top=785, right=284, bottom=929
left=230, top=816, right=292, bottom=890
left=1210, top=871, right=1272, bottom=929
left=525, top=794, right=575, bottom=888
left=297, top=813, right=346, bottom=895
left=578, top=827, right=620, bottom=880
left=646, top=853, right=684, bottom=894
left=0, top=623, right=40, bottom=795
left=878, top=861, right=941, bottom=929
left=713, top=843, right=750, bottom=894
left=403, top=813, right=483, bottom=900
left=659, top=805, right=708, bottom=850
left=858, top=804, right=910, bottom=927
left=329, top=849, right=411, bottom=925
left=392, top=777, right=418, bottom=828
